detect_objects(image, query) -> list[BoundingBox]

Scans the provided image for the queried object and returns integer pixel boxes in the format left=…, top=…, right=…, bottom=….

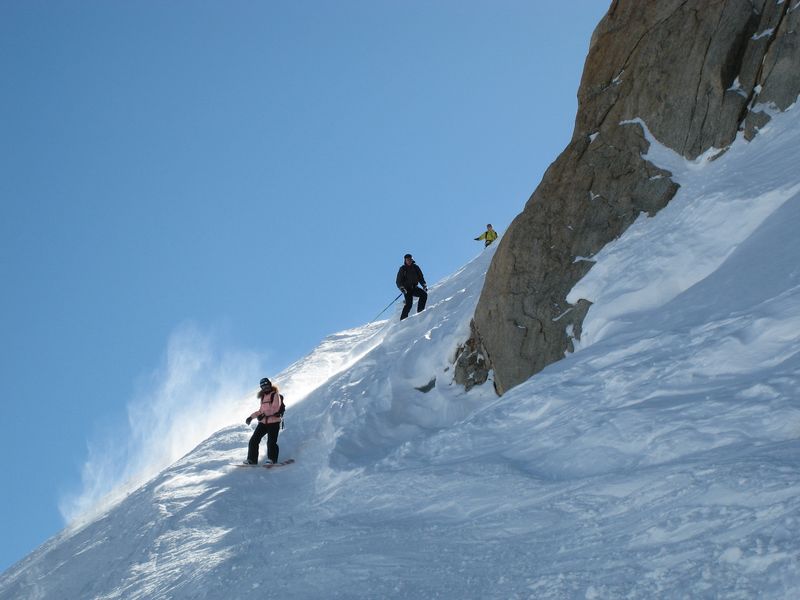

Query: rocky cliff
left=456, top=0, right=800, bottom=394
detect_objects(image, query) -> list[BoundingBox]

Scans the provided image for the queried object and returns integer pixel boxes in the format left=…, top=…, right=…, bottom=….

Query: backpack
left=274, top=392, right=286, bottom=429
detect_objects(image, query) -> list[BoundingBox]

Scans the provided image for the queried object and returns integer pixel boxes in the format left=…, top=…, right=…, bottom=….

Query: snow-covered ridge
left=3, top=107, right=800, bottom=598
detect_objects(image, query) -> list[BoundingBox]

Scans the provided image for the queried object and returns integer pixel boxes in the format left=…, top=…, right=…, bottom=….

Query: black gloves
left=400, top=287, right=407, bottom=294
left=246, top=416, right=252, bottom=425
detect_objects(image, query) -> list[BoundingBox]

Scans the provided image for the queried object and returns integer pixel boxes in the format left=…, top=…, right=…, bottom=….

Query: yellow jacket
left=476, top=229, right=498, bottom=243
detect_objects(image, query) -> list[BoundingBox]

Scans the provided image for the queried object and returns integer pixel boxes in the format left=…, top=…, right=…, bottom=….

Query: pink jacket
left=250, top=391, right=282, bottom=424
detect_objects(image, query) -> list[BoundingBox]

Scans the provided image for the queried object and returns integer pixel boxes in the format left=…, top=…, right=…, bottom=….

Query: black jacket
left=396, top=262, right=426, bottom=291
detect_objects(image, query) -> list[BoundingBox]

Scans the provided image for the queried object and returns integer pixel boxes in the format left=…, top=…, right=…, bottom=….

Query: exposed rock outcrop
left=456, top=0, right=800, bottom=395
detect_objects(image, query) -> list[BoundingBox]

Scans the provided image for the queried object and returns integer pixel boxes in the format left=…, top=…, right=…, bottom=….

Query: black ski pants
left=400, top=286, right=427, bottom=320
left=248, top=421, right=280, bottom=464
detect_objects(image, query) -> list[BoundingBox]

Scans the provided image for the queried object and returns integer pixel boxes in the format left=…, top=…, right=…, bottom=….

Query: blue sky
left=0, top=1, right=608, bottom=571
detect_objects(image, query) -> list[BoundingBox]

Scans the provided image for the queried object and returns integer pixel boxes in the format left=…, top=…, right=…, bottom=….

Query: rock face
left=456, top=0, right=800, bottom=395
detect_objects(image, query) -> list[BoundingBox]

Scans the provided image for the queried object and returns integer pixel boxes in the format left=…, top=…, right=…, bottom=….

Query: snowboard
left=234, top=458, right=295, bottom=469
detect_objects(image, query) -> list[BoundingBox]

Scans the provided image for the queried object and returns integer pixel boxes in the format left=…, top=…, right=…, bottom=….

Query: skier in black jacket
left=396, top=253, right=428, bottom=320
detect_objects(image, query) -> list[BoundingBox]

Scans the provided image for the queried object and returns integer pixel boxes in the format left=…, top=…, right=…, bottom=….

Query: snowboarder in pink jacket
left=244, top=378, right=283, bottom=464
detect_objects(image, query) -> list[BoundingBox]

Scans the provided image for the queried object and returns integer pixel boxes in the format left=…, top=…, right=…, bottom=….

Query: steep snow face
left=570, top=112, right=800, bottom=347
left=3, top=107, right=800, bottom=598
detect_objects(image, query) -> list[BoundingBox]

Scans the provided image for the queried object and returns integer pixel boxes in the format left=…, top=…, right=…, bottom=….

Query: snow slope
left=2, top=107, right=800, bottom=599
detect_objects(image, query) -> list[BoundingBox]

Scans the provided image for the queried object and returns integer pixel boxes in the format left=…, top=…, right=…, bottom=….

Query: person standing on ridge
left=244, top=377, right=283, bottom=465
left=474, top=223, right=498, bottom=247
left=396, top=253, right=428, bottom=321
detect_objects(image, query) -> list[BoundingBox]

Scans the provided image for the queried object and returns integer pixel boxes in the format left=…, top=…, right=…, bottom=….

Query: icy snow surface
left=2, top=108, right=800, bottom=598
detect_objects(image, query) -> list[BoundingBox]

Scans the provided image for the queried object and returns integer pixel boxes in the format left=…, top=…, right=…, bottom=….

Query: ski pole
left=369, top=293, right=403, bottom=324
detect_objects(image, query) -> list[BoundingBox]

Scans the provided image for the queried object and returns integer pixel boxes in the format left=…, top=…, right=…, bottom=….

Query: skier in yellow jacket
left=475, top=224, right=498, bottom=247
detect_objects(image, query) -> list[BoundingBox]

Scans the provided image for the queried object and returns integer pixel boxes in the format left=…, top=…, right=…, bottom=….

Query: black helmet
left=259, top=377, right=272, bottom=390
left=404, top=253, right=413, bottom=259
